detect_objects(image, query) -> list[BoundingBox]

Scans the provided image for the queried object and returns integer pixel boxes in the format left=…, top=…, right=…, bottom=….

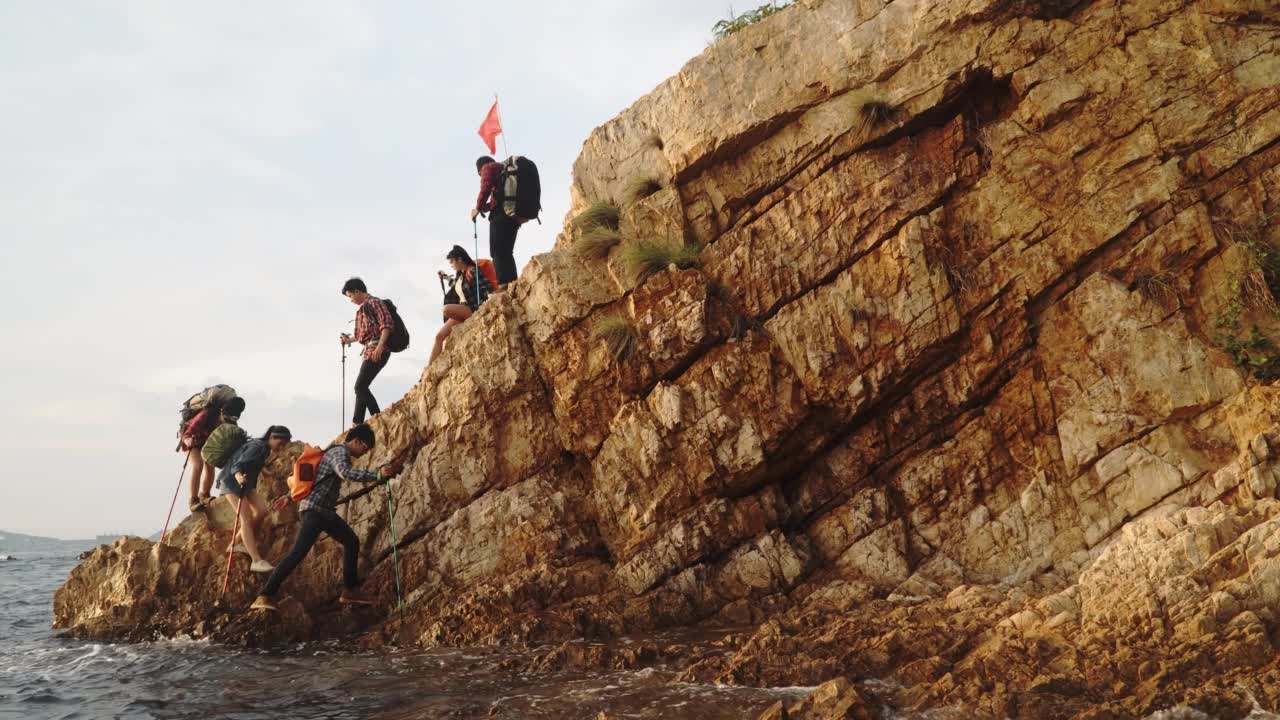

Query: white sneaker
left=249, top=559, right=274, bottom=573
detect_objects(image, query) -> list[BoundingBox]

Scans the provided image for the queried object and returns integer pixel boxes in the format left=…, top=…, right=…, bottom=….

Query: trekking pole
left=221, top=500, right=243, bottom=596
left=341, top=340, right=347, bottom=433
left=159, top=453, right=192, bottom=544
left=473, top=219, right=482, bottom=303
left=385, top=480, right=405, bottom=616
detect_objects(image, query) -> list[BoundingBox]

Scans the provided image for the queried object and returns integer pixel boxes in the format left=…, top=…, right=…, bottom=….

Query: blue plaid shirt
left=300, top=446, right=381, bottom=514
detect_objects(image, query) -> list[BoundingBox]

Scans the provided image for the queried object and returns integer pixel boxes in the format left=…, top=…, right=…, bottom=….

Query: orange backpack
left=476, top=258, right=500, bottom=290
left=288, top=445, right=325, bottom=501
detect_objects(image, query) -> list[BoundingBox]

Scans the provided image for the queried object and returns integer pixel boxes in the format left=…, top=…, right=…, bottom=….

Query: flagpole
left=495, top=93, right=509, bottom=157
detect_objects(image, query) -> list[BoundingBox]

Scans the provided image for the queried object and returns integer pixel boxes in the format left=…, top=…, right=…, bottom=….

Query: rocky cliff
left=55, top=0, right=1280, bottom=716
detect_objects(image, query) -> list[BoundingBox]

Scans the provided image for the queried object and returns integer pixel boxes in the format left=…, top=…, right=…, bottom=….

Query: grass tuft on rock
left=574, top=227, right=624, bottom=260
left=619, top=239, right=703, bottom=284
left=592, top=315, right=638, bottom=363
left=856, top=97, right=897, bottom=135
left=625, top=176, right=663, bottom=204
left=1133, top=271, right=1181, bottom=309
left=712, top=2, right=794, bottom=39
left=574, top=201, right=621, bottom=232
left=1215, top=213, right=1280, bottom=309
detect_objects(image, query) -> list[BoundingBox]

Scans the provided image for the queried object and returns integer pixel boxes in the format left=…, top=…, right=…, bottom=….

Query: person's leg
left=229, top=494, right=266, bottom=564
left=259, top=512, right=322, bottom=598
left=489, top=214, right=519, bottom=285
left=317, top=512, right=362, bottom=591
left=241, top=492, right=271, bottom=547
left=187, top=449, right=205, bottom=509
left=429, top=305, right=472, bottom=364
left=429, top=320, right=457, bottom=365
left=200, top=464, right=215, bottom=504
left=352, top=354, right=390, bottom=424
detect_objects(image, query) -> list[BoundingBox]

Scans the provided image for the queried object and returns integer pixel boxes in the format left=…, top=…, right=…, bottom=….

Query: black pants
left=489, top=211, right=520, bottom=285
left=352, top=353, right=389, bottom=424
left=260, top=510, right=359, bottom=597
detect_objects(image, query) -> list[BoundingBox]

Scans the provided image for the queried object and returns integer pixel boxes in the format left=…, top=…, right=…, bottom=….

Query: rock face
left=55, top=0, right=1280, bottom=716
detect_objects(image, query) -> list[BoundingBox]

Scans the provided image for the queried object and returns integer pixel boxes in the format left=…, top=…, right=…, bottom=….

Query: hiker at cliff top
left=339, top=278, right=409, bottom=426
left=470, top=156, right=517, bottom=288
left=179, top=395, right=244, bottom=513
left=429, top=245, right=494, bottom=365
left=251, top=423, right=404, bottom=611
left=219, top=425, right=292, bottom=574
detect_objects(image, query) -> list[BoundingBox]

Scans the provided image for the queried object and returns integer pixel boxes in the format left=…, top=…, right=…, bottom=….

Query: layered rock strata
left=57, top=0, right=1280, bottom=716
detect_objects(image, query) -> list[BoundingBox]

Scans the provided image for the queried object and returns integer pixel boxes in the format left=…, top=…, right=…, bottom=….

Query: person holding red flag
left=471, top=100, right=521, bottom=288
left=471, top=154, right=520, bottom=289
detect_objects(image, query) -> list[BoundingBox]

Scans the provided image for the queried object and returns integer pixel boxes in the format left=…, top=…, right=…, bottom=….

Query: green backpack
left=202, top=422, right=248, bottom=468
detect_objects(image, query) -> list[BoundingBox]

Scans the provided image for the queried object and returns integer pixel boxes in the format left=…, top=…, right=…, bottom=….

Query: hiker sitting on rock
left=220, top=425, right=292, bottom=574
left=252, top=423, right=404, bottom=611
left=429, top=245, right=493, bottom=365
left=180, top=396, right=244, bottom=513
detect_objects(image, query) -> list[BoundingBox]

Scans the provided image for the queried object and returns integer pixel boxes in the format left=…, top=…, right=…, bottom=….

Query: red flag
left=478, top=100, right=502, bottom=154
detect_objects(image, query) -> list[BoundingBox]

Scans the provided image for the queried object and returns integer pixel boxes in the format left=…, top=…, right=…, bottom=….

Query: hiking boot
left=189, top=497, right=205, bottom=513
left=250, top=595, right=278, bottom=612
left=227, top=543, right=249, bottom=556
left=338, top=589, right=376, bottom=606
left=249, top=559, right=274, bottom=573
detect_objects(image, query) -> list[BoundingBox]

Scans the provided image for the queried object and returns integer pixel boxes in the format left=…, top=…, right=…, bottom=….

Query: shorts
left=219, top=469, right=257, bottom=496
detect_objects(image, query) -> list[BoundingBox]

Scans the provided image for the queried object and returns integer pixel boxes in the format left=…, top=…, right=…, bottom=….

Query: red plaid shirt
left=180, top=408, right=220, bottom=450
left=354, top=297, right=394, bottom=360
left=475, top=161, right=502, bottom=212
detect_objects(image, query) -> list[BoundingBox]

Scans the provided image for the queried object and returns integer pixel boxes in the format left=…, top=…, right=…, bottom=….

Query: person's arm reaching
left=471, top=162, right=500, bottom=220
left=333, top=449, right=406, bottom=485
left=331, top=448, right=382, bottom=484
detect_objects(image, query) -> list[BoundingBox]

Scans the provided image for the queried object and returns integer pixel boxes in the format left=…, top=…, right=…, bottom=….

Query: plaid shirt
left=354, top=297, right=394, bottom=361
left=300, top=446, right=381, bottom=515
left=460, top=265, right=492, bottom=309
left=475, top=161, right=502, bottom=212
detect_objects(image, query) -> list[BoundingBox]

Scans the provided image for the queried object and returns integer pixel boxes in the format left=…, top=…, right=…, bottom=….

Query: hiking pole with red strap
left=221, top=499, right=243, bottom=596
left=160, top=452, right=192, bottom=545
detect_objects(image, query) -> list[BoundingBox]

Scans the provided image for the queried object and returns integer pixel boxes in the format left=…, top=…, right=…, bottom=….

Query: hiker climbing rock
left=219, top=425, right=292, bottom=574
left=470, top=155, right=541, bottom=288
left=176, top=386, right=240, bottom=513
left=251, top=424, right=404, bottom=611
left=339, top=278, right=409, bottom=426
left=429, top=245, right=495, bottom=365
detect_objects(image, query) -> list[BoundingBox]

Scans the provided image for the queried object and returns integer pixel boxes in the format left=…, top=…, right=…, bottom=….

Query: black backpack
left=498, top=156, right=542, bottom=223
left=366, top=298, right=410, bottom=353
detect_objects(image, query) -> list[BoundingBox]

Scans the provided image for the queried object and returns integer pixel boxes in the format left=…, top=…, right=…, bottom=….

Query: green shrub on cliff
left=712, top=2, right=794, bottom=39
left=592, top=315, right=638, bottom=362
left=1214, top=279, right=1280, bottom=382
left=574, top=226, right=623, bottom=260
left=619, top=238, right=703, bottom=285
left=1215, top=213, right=1280, bottom=310
left=574, top=201, right=621, bottom=232
left=625, top=176, right=663, bottom=203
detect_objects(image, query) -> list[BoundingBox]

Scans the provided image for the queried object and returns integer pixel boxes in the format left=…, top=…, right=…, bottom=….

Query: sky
left=0, top=0, right=740, bottom=539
